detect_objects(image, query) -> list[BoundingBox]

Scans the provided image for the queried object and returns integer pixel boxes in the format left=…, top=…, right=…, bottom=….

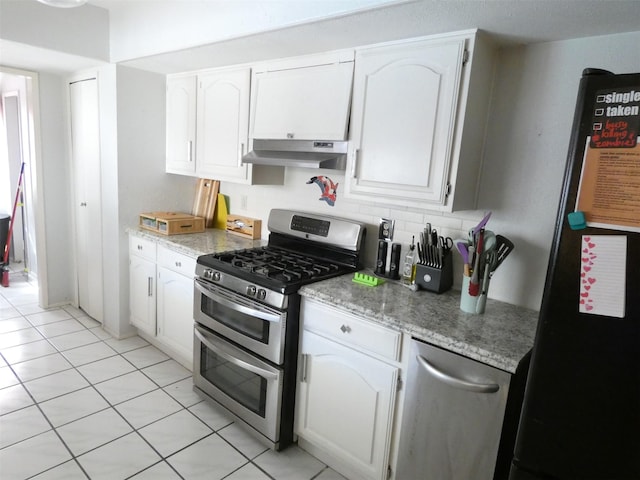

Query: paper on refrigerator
left=579, top=235, right=626, bottom=318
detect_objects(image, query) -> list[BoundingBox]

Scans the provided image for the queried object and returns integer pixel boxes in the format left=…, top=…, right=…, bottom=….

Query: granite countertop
left=128, top=227, right=265, bottom=257
left=129, top=227, right=538, bottom=373
left=299, top=274, right=539, bottom=373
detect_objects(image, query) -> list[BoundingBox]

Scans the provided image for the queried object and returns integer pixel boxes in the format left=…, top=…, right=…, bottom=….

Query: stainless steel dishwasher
left=396, top=339, right=511, bottom=480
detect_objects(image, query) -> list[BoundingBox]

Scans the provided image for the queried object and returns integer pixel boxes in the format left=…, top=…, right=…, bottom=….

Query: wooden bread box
left=139, top=212, right=205, bottom=235
left=226, top=215, right=261, bottom=239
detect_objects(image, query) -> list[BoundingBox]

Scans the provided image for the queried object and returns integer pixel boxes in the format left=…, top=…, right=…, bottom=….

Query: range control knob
left=246, top=285, right=257, bottom=296
left=257, top=289, right=267, bottom=300
left=212, top=271, right=221, bottom=281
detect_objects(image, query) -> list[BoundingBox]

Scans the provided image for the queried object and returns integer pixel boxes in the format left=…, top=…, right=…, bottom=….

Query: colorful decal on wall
left=579, top=235, right=626, bottom=318
left=307, top=176, right=338, bottom=206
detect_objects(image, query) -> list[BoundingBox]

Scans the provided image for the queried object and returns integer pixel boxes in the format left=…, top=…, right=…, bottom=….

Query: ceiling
left=103, top=0, right=640, bottom=74
left=2, top=0, right=640, bottom=75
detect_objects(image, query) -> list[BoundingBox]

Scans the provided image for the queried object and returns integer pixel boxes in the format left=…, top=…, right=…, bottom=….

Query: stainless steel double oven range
left=193, top=209, right=366, bottom=450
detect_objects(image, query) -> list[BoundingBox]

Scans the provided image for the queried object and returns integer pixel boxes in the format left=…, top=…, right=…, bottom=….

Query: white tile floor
left=0, top=269, right=346, bottom=480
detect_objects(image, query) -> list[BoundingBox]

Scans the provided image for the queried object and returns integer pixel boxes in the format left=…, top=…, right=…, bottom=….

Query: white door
left=129, top=255, right=156, bottom=336
left=196, top=69, right=250, bottom=182
left=166, top=75, right=197, bottom=175
left=297, top=331, right=398, bottom=480
left=251, top=62, right=353, bottom=140
left=347, top=38, right=465, bottom=206
left=156, top=266, right=193, bottom=366
left=69, top=78, right=103, bottom=322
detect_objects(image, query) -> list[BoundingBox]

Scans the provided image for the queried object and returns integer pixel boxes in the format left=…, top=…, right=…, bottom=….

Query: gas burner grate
left=212, top=246, right=343, bottom=285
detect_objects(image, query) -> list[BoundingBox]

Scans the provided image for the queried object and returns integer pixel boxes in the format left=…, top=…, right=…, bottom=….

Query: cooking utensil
left=476, top=250, right=497, bottom=314
left=468, top=229, right=484, bottom=296
left=482, top=230, right=496, bottom=253
left=456, top=239, right=471, bottom=277
left=469, top=211, right=492, bottom=239
left=493, top=235, right=515, bottom=272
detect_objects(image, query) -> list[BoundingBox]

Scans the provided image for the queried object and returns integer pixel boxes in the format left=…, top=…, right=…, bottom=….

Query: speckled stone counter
left=299, top=274, right=539, bottom=373
left=127, top=227, right=265, bottom=257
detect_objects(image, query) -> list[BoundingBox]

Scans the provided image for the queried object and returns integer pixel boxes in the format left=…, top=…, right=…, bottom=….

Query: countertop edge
left=300, top=277, right=539, bottom=374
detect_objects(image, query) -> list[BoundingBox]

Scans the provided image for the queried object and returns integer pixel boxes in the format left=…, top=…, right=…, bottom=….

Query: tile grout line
left=1, top=306, right=265, bottom=479
left=2, top=288, right=339, bottom=480
left=0, top=306, right=198, bottom=479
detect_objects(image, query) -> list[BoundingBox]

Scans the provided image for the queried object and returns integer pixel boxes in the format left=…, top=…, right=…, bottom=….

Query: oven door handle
left=195, top=279, right=281, bottom=323
left=195, top=325, right=278, bottom=380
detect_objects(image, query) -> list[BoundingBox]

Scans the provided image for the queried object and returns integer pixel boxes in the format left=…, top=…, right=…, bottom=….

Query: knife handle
left=375, top=240, right=387, bottom=276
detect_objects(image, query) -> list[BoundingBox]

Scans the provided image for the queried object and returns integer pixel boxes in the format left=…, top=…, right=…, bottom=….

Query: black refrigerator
left=509, top=69, right=640, bottom=480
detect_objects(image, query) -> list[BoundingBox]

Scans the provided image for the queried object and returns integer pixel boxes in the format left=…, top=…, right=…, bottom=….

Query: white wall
left=220, top=30, right=640, bottom=311
left=37, top=72, right=73, bottom=305
left=113, top=65, right=195, bottom=337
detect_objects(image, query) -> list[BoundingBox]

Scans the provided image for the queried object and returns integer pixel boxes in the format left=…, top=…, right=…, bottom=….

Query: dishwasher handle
left=416, top=354, right=500, bottom=393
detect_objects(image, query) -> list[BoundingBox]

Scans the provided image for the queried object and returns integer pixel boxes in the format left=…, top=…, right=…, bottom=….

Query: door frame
left=0, top=66, right=47, bottom=306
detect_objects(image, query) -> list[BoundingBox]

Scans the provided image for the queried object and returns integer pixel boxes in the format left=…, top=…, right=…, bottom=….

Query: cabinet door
left=166, top=75, right=197, bottom=175
left=346, top=37, right=466, bottom=207
left=251, top=62, right=353, bottom=140
left=129, top=255, right=156, bottom=336
left=196, top=68, right=250, bottom=182
left=156, top=266, right=194, bottom=367
left=297, top=331, right=398, bottom=480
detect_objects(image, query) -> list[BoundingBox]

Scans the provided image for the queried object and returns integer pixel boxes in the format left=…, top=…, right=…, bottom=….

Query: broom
left=2, top=163, right=25, bottom=287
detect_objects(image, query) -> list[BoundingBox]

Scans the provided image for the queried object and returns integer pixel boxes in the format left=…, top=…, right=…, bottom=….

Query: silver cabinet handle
left=238, top=142, right=245, bottom=166
left=416, top=354, right=500, bottom=393
left=300, top=353, right=308, bottom=382
left=351, top=149, right=359, bottom=178
left=187, top=140, right=193, bottom=162
left=147, top=277, right=153, bottom=297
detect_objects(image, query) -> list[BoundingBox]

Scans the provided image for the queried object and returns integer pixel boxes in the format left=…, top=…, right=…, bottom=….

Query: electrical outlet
left=378, top=218, right=395, bottom=241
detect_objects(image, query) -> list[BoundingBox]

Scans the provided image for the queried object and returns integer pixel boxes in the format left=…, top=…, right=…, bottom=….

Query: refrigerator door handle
left=417, top=354, right=500, bottom=393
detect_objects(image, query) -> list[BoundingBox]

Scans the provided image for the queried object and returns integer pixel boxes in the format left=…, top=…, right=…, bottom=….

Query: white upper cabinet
left=196, top=68, right=250, bottom=182
left=166, top=68, right=284, bottom=185
left=250, top=51, right=354, bottom=140
left=345, top=31, right=494, bottom=211
left=166, top=75, right=197, bottom=175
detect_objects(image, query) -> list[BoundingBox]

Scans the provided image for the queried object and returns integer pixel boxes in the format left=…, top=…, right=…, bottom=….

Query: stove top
left=197, top=245, right=354, bottom=294
left=214, top=246, right=344, bottom=282
left=196, top=209, right=366, bottom=297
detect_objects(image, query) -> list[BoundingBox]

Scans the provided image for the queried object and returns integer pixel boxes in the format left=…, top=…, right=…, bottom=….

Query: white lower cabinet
left=296, top=298, right=401, bottom=480
left=129, top=233, right=195, bottom=369
left=156, top=246, right=196, bottom=367
left=129, top=236, right=157, bottom=336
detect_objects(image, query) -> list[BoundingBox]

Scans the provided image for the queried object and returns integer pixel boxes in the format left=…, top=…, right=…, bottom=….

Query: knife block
left=415, top=251, right=453, bottom=294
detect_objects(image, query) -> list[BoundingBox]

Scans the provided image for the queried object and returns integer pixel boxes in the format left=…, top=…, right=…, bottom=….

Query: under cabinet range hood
left=242, top=139, right=348, bottom=170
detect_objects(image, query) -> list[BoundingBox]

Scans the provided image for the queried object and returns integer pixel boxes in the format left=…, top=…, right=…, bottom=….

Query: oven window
left=200, top=344, right=267, bottom=417
left=201, top=295, right=270, bottom=343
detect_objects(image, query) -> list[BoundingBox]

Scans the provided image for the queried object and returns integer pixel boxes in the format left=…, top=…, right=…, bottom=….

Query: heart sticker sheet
left=579, top=235, right=627, bottom=318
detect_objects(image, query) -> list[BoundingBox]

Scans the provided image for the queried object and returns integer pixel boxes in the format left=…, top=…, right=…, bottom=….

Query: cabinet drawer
left=157, top=245, right=196, bottom=277
left=129, top=235, right=157, bottom=261
left=302, top=298, right=401, bottom=362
